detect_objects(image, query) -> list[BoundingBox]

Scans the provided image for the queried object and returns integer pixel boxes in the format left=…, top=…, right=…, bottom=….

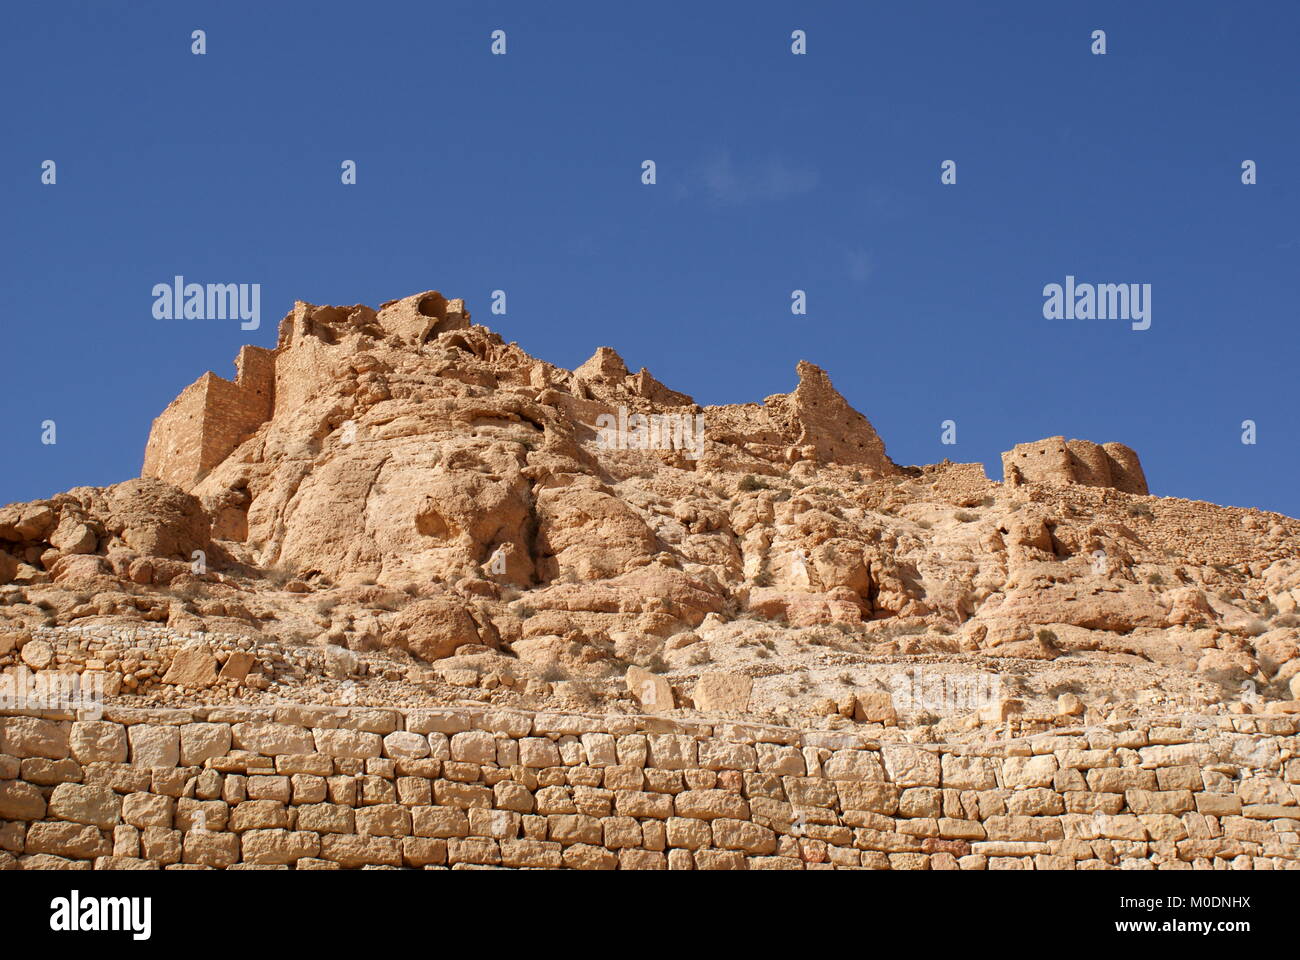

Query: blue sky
left=3, top=1, right=1297, bottom=515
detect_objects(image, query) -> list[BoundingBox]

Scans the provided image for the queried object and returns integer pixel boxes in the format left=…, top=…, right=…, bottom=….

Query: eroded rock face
left=704, top=361, right=899, bottom=475
left=102, top=479, right=210, bottom=560
left=0, top=478, right=210, bottom=589
left=1, top=287, right=1297, bottom=730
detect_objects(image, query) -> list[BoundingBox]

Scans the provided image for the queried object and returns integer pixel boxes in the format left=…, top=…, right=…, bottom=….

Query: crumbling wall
left=1102, top=442, right=1148, bottom=495
left=140, top=380, right=209, bottom=491
left=142, top=346, right=276, bottom=491
left=376, top=291, right=470, bottom=345
left=1, top=706, right=1294, bottom=870
left=1002, top=436, right=1148, bottom=495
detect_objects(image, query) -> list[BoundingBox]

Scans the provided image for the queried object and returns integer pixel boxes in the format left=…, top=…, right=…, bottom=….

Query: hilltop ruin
left=3, top=288, right=1299, bottom=870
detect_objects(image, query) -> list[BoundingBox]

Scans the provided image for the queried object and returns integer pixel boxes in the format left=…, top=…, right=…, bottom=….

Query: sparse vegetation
left=877, top=621, right=927, bottom=639
left=264, top=565, right=297, bottom=588
left=539, top=663, right=569, bottom=683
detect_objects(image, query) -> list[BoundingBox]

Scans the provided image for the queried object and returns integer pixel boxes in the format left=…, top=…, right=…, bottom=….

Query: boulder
left=388, top=596, right=483, bottom=663
left=691, top=673, right=752, bottom=713
left=626, top=666, right=674, bottom=713
left=162, top=644, right=220, bottom=689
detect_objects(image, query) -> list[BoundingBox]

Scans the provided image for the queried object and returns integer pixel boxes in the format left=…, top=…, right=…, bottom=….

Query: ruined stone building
left=142, top=291, right=469, bottom=490
left=1001, top=436, right=1148, bottom=495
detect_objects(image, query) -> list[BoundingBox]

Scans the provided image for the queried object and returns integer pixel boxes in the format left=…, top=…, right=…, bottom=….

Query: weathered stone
left=881, top=745, right=941, bottom=788
left=180, top=723, right=232, bottom=765
left=240, top=829, right=320, bottom=865
left=47, top=783, right=120, bottom=828
left=20, top=639, right=54, bottom=670
left=25, top=821, right=111, bottom=859
left=70, top=721, right=128, bottom=764
left=0, top=779, right=47, bottom=820
left=314, top=728, right=383, bottom=759
left=219, top=652, right=257, bottom=683
left=162, top=644, right=220, bottom=689
left=231, top=722, right=316, bottom=756
left=128, top=725, right=180, bottom=767
left=1, top=717, right=69, bottom=759
left=626, top=666, right=675, bottom=713
left=691, top=673, right=753, bottom=713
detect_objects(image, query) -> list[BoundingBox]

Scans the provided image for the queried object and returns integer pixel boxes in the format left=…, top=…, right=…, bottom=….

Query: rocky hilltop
left=2, top=290, right=1298, bottom=739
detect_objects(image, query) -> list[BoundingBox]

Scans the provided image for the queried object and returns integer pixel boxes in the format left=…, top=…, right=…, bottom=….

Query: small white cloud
left=846, top=248, right=876, bottom=285
left=689, top=150, right=818, bottom=205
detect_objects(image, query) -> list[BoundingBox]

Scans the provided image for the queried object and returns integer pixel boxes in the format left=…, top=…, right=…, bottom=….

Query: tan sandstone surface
left=0, top=288, right=1297, bottom=790
left=3, top=290, right=1299, bottom=733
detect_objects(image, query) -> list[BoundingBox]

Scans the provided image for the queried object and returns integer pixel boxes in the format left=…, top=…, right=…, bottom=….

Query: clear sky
left=3, top=2, right=1297, bottom=516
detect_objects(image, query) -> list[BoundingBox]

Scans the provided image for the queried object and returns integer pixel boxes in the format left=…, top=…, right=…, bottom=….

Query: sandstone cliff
left=1, top=290, right=1298, bottom=736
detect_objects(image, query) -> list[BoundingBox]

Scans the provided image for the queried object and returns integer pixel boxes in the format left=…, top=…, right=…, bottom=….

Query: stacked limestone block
left=0, top=706, right=1296, bottom=869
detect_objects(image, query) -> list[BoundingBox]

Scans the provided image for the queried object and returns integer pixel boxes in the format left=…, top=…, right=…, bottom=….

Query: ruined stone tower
left=1001, top=436, right=1148, bottom=495
left=141, top=290, right=469, bottom=491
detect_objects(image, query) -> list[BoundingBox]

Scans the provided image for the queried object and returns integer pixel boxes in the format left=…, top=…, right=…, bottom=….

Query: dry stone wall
left=1, top=704, right=1296, bottom=870
left=1, top=626, right=316, bottom=699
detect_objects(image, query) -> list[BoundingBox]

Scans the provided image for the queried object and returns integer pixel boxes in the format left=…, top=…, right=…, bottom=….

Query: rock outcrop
left=1, top=288, right=1297, bottom=741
